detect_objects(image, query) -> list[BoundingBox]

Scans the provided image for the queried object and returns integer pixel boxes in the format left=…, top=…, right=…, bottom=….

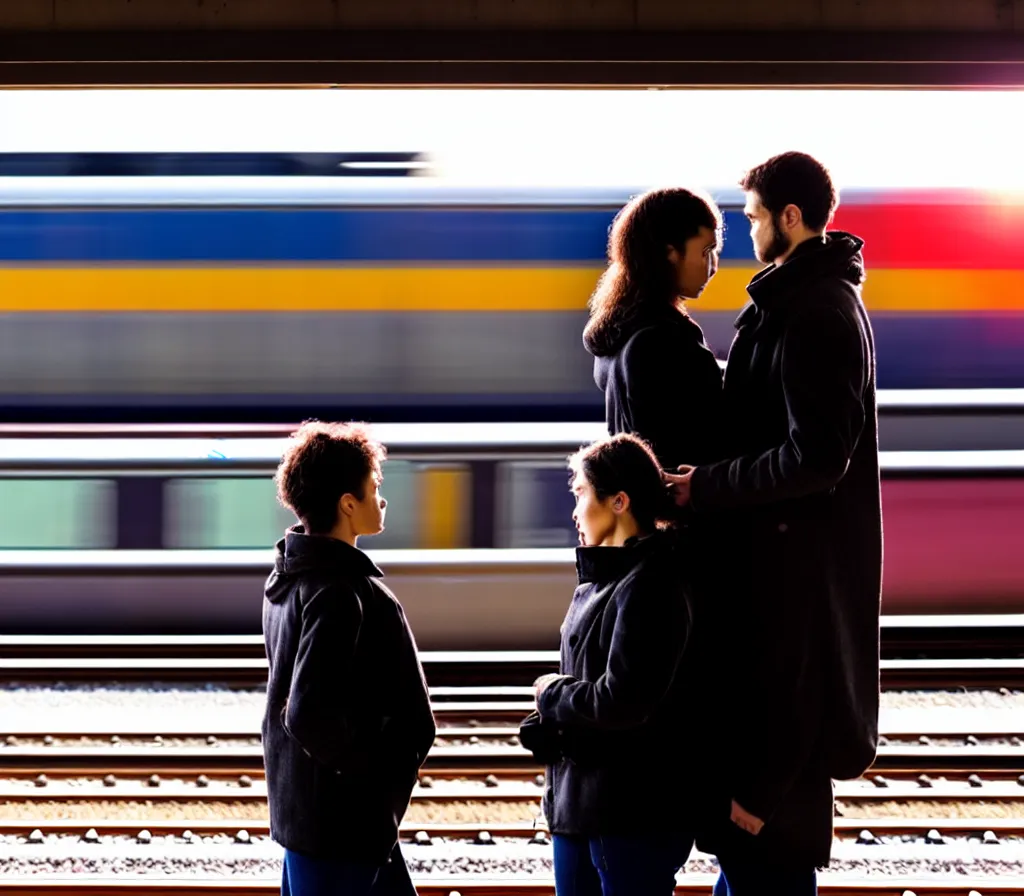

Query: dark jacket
left=591, top=306, right=724, bottom=469
left=261, top=527, right=436, bottom=864
left=689, top=232, right=882, bottom=867
left=531, top=530, right=696, bottom=836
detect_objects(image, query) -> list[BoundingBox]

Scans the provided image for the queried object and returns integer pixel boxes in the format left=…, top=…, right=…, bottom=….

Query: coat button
left=568, top=634, right=579, bottom=647
left=778, top=523, right=788, bottom=533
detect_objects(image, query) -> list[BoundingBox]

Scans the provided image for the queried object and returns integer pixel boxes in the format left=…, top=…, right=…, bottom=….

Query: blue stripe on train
left=0, top=208, right=755, bottom=263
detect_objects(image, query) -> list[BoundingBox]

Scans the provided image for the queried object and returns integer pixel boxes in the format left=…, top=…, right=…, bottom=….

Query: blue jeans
left=552, top=832, right=693, bottom=896
left=713, top=854, right=818, bottom=896
left=281, top=844, right=415, bottom=896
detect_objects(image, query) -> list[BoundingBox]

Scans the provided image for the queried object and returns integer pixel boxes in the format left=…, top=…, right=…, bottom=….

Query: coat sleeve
left=536, top=570, right=690, bottom=730
left=621, top=327, right=724, bottom=469
left=283, top=583, right=374, bottom=771
left=688, top=304, right=868, bottom=510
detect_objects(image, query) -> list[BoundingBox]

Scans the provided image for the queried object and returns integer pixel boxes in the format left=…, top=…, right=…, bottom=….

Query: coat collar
left=732, top=231, right=866, bottom=332
left=744, top=231, right=865, bottom=315
left=574, top=531, right=664, bottom=586
left=273, top=525, right=384, bottom=578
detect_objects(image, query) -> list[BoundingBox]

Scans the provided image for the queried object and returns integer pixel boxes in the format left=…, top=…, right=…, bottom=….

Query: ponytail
left=568, top=432, right=678, bottom=534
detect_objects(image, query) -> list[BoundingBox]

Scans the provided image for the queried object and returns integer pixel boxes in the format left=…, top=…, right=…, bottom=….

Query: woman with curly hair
left=584, top=187, right=725, bottom=470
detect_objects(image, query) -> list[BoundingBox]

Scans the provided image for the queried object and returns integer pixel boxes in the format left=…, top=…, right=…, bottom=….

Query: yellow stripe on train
left=0, top=267, right=1023, bottom=313
left=0, top=268, right=605, bottom=312
left=418, top=465, right=471, bottom=550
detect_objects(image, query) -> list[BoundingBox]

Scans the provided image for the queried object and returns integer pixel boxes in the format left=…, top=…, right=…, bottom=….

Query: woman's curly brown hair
left=275, top=420, right=386, bottom=535
left=583, top=187, right=722, bottom=357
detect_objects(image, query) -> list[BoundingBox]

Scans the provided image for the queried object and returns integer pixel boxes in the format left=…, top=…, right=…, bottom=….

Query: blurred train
left=0, top=424, right=1021, bottom=638
left=0, top=91, right=1021, bottom=640
left=1, top=152, right=1023, bottom=422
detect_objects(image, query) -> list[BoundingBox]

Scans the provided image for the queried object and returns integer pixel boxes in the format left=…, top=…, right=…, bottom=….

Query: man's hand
left=730, top=799, right=764, bottom=835
left=533, top=673, right=566, bottom=702
left=663, top=465, right=695, bottom=507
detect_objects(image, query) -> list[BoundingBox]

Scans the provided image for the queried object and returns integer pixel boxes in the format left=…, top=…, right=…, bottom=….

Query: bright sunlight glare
left=0, top=89, right=1023, bottom=193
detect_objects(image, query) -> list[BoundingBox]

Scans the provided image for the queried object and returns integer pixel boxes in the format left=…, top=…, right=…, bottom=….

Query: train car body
left=1, top=91, right=1022, bottom=638
left=1, top=175, right=1023, bottom=421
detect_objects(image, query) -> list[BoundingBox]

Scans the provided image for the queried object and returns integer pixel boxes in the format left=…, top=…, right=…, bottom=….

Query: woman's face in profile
left=570, top=470, right=619, bottom=547
left=672, top=225, right=721, bottom=300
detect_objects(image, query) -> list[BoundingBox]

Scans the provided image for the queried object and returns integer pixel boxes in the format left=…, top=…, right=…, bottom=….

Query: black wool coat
left=261, top=528, right=436, bottom=864
left=532, top=530, right=698, bottom=837
left=589, top=305, right=731, bottom=767
left=591, top=306, right=725, bottom=470
left=689, top=232, right=883, bottom=868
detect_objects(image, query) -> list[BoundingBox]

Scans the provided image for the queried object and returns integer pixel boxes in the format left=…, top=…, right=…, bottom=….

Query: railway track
left=2, top=628, right=1022, bottom=894
left=3, top=615, right=1024, bottom=665
left=2, top=761, right=1022, bottom=892
left=7, top=706, right=1022, bottom=737
left=3, top=817, right=1024, bottom=841
left=1, top=743, right=1023, bottom=777
left=2, top=882, right=1023, bottom=896
left=4, top=724, right=1023, bottom=742
left=3, top=773, right=1024, bottom=803
left=3, top=655, right=1024, bottom=690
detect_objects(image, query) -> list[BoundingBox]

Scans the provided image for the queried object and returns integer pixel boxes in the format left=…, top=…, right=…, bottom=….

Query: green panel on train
left=0, top=479, right=116, bottom=548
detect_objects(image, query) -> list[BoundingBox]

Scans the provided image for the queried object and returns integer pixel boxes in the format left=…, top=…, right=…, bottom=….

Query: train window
left=496, top=462, right=577, bottom=548
left=0, top=479, right=116, bottom=549
left=164, top=460, right=429, bottom=550
left=164, top=478, right=296, bottom=549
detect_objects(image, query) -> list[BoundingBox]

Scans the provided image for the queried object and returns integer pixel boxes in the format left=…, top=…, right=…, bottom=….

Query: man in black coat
left=665, top=152, right=882, bottom=892
left=262, top=421, right=436, bottom=896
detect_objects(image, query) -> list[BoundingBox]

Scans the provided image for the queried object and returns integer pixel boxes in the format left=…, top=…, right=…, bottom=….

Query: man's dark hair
left=740, top=151, right=838, bottom=232
left=275, top=420, right=386, bottom=535
left=568, top=433, right=676, bottom=533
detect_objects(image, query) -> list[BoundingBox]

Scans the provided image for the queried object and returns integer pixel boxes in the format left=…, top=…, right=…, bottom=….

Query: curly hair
left=275, top=420, right=386, bottom=535
left=583, top=187, right=722, bottom=357
left=568, top=432, right=677, bottom=533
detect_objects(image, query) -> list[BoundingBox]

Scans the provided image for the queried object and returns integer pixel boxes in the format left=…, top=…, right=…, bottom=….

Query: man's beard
left=760, top=216, right=791, bottom=264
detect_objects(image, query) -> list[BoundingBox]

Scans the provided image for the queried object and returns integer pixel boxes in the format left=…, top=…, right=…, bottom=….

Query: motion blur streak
left=0, top=188, right=1023, bottom=423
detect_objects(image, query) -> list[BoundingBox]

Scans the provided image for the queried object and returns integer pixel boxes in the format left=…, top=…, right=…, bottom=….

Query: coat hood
left=264, top=525, right=383, bottom=604
left=747, top=230, right=865, bottom=312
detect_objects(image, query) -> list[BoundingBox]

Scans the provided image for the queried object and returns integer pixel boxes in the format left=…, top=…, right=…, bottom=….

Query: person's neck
left=325, top=519, right=358, bottom=548
left=599, top=518, right=643, bottom=547
left=776, top=230, right=825, bottom=266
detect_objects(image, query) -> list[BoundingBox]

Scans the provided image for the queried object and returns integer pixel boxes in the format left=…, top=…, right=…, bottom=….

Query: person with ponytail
left=584, top=187, right=726, bottom=470
left=520, top=433, right=696, bottom=895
